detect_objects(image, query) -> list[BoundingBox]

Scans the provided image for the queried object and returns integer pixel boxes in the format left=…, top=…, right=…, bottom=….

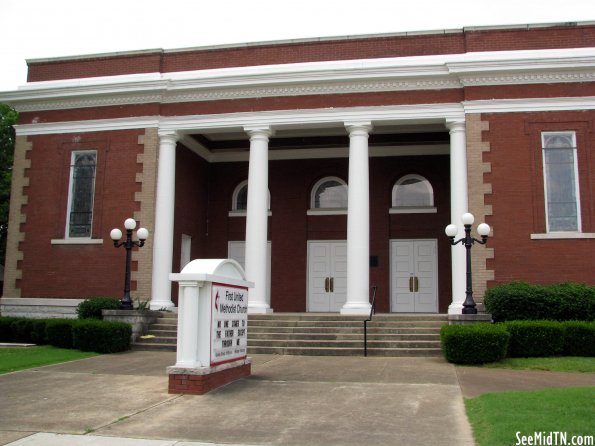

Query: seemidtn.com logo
left=516, top=432, right=594, bottom=446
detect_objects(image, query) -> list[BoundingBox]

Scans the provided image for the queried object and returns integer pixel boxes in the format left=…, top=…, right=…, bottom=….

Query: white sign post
left=168, top=259, right=253, bottom=395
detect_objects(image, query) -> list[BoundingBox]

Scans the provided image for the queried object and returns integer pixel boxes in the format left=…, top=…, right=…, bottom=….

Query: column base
left=448, top=302, right=464, bottom=315
left=149, top=300, right=175, bottom=311
left=247, top=305, right=273, bottom=315
left=340, top=303, right=372, bottom=316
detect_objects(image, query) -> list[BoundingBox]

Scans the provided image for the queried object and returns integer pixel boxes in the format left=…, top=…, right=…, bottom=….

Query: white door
left=228, top=241, right=272, bottom=306
left=391, top=240, right=438, bottom=313
left=308, top=241, right=347, bottom=312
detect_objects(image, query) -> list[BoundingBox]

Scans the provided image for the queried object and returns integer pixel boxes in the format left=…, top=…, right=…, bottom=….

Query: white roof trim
left=2, top=48, right=595, bottom=112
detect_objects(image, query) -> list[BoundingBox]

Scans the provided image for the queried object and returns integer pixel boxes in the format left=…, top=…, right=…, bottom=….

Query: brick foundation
left=167, top=359, right=251, bottom=395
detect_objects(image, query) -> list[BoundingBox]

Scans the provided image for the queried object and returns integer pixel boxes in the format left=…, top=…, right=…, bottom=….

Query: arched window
left=391, top=174, right=436, bottom=213
left=230, top=180, right=271, bottom=216
left=310, top=177, right=348, bottom=211
left=232, top=180, right=249, bottom=211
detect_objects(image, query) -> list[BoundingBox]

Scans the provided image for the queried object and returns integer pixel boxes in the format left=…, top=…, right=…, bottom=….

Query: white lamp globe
left=137, top=227, right=149, bottom=241
left=445, top=224, right=458, bottom=237
left=110, top=228, right=122, bottom=241
left=477, top=223, right=491, bottom=237
left=461, top=213, right=474, bottom=225
left=124, top=218, right=136, bottom=230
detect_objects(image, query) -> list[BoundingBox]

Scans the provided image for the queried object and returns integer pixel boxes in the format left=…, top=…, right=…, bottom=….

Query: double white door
left=307, top=241, right=347, bottom=312
left=391, top=240, right=438, bottom=313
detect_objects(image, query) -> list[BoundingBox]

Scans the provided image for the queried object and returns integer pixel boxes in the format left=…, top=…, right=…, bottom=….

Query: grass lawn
left=480, top=356, right=595, bottom=373
left=466, top=387, right=595, bottom=446
left=0, top=345, right=98, bottom=374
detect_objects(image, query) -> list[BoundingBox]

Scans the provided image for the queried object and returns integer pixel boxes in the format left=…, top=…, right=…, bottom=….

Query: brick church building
left=1, top=21, right=594, bottom=317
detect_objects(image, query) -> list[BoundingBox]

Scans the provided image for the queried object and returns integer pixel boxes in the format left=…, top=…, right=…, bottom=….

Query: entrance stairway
left=133, top=312, right=447, bottom=357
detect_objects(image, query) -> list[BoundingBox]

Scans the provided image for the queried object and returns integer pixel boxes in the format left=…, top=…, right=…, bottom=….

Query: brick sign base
left=167, top=358, right=251, bottom=395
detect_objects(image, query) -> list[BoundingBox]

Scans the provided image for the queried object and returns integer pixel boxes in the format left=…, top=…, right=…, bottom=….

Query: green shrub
left=0, top=317, right=20, bottom=341
left=73, top=320, right=131, bottom=353
left=30, top=319, right=49, bottom=345
left=485, top=281, right=595, bottom=322
left=441, top=324, right=510, bottom=365
left=11, top=319, right=35, bottom=342
left=76, top=297, right=121, bottom=320
left=562, top=321, right=595, bottom=356
left=504, top=320, right=564, bottom=357
left=46, top=319, right=79, bottom=349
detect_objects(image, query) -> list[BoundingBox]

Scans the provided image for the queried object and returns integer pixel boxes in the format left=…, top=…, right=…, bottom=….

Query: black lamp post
left=445, top=213, right=491, bottom=315
left=110, top=218, right=149, bottom=310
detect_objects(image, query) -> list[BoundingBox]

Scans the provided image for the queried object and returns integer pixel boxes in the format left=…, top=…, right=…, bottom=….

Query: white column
left=341, top=122, right=373, bottom=315
left=244, top=126, right=273, bottom=314
left=150, top=130, right=178, bottom=310
left=447, top=120, right=469, bottom=314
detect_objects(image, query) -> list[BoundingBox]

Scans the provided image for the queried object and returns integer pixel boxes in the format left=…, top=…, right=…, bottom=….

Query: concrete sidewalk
left=1, top=351, right=593, bottom=446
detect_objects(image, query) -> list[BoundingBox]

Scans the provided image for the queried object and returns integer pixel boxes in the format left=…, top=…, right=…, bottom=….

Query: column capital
left=244, top=125, right=275, bottom=140
left=158, top=129, right=180, bottom=143
left=446, top=120, right=466, bottom=134
left=345, top=121, right=373, bottom=136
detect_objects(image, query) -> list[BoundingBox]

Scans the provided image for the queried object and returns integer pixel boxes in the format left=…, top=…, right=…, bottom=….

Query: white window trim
left=309, top=176, right=348, bottom=213
left=389, top=207, right=437, bottom=214
left=229, top=180, right=271, bottom=216
left=541, top=131, right=582, bottom=233
left=65, top=150, right=97, bottom=239
left=531, top=232, right=595, bottom=240
left=392, top=174, right=434, bottom=210
left=51, top=238, right=103, bottom=245
left=307, top=208, right=348, bottom=216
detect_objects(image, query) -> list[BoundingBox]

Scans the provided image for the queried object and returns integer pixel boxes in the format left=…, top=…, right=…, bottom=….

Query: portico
left=148, top=106, right=470, bottom=315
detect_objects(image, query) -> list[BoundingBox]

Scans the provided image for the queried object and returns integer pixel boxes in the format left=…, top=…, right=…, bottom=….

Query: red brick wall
left=26, top=24, right=595, bottom=83
left=170, top=146, right=210, bottom=304
left=483, top=110, right=595, bottom=286
left=20, top=130, right=144, bottom=298
left=27, top=53, right=162, bottom=83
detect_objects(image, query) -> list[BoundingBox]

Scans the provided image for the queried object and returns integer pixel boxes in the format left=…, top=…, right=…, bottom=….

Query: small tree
left=0, top=103, right=18, bottom=267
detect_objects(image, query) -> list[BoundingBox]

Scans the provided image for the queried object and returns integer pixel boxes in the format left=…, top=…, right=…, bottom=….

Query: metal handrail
left=363, top=285, right=377, bottom=357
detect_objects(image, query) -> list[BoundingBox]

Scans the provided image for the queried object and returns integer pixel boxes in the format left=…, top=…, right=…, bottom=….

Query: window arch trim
left=229, top=180, right=271, bottom=217
left=390, top=174, right=437, bottom=214
left=308, top=176, right=348, bottom=215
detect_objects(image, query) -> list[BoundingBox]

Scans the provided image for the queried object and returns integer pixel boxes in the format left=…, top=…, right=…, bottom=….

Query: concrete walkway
left=0, top=351, right=593, bottom=446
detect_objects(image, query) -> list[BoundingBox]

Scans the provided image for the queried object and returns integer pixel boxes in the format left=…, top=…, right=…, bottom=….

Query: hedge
left=504, top=320, right=565, bottom=357
left=0, top=317, right=21, bottom=341
left=73, top=320, right=131, bottom=353
left=562, top=321, right=595, bottom=356
left=484, top=282, right=595, bottom=322
left=11, top=318, right=35, bottom=343
left=441, top=324, right=510, bottom=365
left=45, top=319, right=79, bottom=349
left=76, top=297, right=121, bottom=320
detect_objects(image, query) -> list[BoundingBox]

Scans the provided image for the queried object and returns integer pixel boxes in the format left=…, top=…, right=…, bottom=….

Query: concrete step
left=247, top=339, right=440, bottom=348
left=248, top=326, right=440, bottom=334
left=248, top=332, right=440, bottom=341
left=132, top=312, right=447, bottom=357
left=246, top=346, right=443, bottom=357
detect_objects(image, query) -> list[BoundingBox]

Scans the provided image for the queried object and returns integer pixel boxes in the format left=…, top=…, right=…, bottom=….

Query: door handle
left=414, top=277, right=419, bottom=293
left=330, top=277, right=334, bottom=293
left=324, top=277, right=330, bottom=293
left=409, top=276, right=414, bottom=293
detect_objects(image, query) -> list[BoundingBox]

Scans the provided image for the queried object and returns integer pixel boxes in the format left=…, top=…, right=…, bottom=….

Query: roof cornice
left=3, top=47, right=595, bottom=112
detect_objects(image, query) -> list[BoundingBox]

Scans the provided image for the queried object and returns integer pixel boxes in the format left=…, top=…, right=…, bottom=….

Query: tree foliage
left=0, top=103, right=18, bottom=266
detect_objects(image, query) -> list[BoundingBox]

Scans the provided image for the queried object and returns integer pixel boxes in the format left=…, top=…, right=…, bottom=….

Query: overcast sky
left=1, top=0, right=594, bottom=92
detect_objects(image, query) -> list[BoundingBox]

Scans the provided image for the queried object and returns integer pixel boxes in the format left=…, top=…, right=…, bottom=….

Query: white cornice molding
left=14, top=104, right=463, bottom=136
left=13, top=96, right=595, bottom=137
left=463, top=96, right=595, bottom=113
left=2, top=48, right=595, bottom=112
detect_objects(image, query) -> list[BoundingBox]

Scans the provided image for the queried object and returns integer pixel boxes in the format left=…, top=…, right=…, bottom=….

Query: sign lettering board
left=210, top=282, right=248, bottom=366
